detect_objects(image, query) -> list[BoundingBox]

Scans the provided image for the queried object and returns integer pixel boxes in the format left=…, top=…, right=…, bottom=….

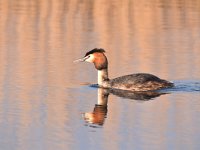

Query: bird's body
left=74, top=48, right=174, bottom=91
left=109, top=73, right=173, bottom=91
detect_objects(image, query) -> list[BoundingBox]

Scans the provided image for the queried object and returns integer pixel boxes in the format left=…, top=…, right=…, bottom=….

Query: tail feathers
left=161, top=80, right=174, bottom=88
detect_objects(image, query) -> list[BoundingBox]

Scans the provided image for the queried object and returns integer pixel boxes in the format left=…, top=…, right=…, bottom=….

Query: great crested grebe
left=74, top=48, right=174, bottom=91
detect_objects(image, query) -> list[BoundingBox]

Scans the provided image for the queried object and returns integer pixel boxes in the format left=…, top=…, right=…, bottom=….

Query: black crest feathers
left=85, top=48, right=105, bottom=57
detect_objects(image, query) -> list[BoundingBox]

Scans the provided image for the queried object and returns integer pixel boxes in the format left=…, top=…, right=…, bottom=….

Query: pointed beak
left=73, top=57, right=87, bottom=63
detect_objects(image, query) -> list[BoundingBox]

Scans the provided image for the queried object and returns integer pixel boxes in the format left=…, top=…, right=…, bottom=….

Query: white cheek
left=86, top=55, right=95, bottom=63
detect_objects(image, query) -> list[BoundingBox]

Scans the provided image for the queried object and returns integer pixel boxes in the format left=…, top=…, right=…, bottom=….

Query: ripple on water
left=169, top=80, right=200, bottom=92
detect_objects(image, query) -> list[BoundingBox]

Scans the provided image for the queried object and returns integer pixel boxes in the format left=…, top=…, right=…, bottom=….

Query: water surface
left=0, top=0, right=200, bottom=150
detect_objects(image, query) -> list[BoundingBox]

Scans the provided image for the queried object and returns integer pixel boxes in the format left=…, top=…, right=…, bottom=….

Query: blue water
left=172, top=80, right=200, bottom=92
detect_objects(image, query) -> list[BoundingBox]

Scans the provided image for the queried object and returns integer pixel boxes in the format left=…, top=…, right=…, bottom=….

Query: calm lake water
left=0, top=0, right=200, bottom=150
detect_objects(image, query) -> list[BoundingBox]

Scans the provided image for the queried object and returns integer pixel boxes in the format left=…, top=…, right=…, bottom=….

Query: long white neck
left=98, top=69, right=109, bottom=86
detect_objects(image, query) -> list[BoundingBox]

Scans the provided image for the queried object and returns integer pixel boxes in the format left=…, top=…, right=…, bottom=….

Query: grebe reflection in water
left=83, top=88, right=167, bottom=127
left=83, top=88, right=108, bottom=127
